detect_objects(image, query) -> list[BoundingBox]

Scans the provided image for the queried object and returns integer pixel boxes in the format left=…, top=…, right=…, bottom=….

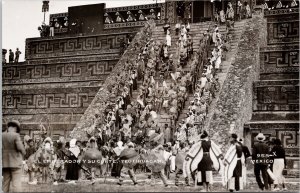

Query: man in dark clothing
left=15, top=48, right=22, bottom=63
left=9, top=49, right=14, bottom=63
left=252, top=133, right=270, bottom=191
left=238, top=138, right=251, bottom=159
left=228, top=134, right=243, bottom=192
left=163, top=19, right=170, bottom=35
left=25, top=139, right=36, bottom=160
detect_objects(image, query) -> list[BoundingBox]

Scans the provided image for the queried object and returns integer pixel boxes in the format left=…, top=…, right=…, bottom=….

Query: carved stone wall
left=253, top=80, right=299, bottom=111
left=165, top=1, right=176, bottom=23
left=260, top=44, right=299, bottom=79
left=265, top=8, right=299, bottom=44
left=3, top=87, right=99, bottom=115
left=245, top=7, right=300, bottom=173
left=3, top=25, right=136, bottom=139
left=3, top=60, right=118, bottom=84
left=25, top=33, right=131, bottom=60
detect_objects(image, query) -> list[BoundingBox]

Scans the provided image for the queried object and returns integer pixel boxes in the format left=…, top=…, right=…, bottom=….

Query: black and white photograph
left=1, top=0, right=299, bottom=192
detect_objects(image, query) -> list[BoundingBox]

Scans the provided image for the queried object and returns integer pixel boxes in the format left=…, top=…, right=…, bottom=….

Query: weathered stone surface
left=244, top=8, right=300, bottom=174
left=207, top=15, right=267, bottom=151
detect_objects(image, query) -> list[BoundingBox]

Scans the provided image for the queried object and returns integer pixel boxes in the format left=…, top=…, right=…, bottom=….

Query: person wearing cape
left=118, top=142, right=138, bottom=186
left=238, top=138, right=251, bottom=188
left=146, top=133, right=169, bottom=187
left=183, top=130, right=224, bottom=192
left=223, top=134, right=244, bottom=192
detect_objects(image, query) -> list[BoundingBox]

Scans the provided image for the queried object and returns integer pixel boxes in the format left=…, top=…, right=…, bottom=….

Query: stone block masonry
left=208, top=15, right=267, bottom=151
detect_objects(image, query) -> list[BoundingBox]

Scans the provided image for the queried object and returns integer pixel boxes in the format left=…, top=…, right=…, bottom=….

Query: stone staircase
left=173, top=20, right=248, bottom=141
left=150, top=22, right=213, bottom=127
left=200, top=20, right=247, bottom=136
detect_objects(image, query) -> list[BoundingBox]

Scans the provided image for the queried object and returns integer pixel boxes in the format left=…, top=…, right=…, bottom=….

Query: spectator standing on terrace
left=14, top=48, right=22, bottom=63
left=2, top=120, right=26, bottom=192
left=49, top=21, right=55, bottom=37
left=9, top=49, right=14, bottom=63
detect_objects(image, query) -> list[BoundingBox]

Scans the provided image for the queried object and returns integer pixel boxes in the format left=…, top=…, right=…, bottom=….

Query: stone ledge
left=251, top=111, right=299, bottom=121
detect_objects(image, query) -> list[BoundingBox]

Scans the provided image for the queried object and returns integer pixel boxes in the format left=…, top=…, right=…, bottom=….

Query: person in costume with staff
left=183, top=130, right=223, bottom=192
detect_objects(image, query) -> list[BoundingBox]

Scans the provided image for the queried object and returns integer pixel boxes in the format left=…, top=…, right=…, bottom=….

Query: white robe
left=215, top=50, right=222, bottom=69
left=212, top=31, right=217, bottom=44
left=166, top=34, right=171, bottom=47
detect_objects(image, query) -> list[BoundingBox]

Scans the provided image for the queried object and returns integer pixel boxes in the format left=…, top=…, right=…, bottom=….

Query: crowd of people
left=2, top=119, right=289, bottom=192
left=174, top=22, right=227, bottom=142
left=214, top=1, right=252, bottom=24
left=2, top=4, right=291, bottom=192
left=92, top=18, right=209, bottom=151
left=104, top=9, right=161, bottom=24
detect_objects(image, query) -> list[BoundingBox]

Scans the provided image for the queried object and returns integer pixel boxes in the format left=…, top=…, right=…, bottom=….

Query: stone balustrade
left=103, top=3, right=165, bottom=29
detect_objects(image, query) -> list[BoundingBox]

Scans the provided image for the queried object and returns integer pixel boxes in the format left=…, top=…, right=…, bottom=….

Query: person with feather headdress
left=183, top=130, right=223, bottom=192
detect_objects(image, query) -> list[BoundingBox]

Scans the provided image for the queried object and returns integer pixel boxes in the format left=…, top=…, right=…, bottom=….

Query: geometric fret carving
left=253, top=82, right=299, bottom=111
left=268, top=22, right=299, bottom=43
left=2, top=87, right=99, bottom=111
left=267, top=16, right=299, bottom=44
left=25, top=33, right=132, bottom=60
left=260, top=45, right=299, bottom=74
left=2, top=60, right=117, bottom=83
